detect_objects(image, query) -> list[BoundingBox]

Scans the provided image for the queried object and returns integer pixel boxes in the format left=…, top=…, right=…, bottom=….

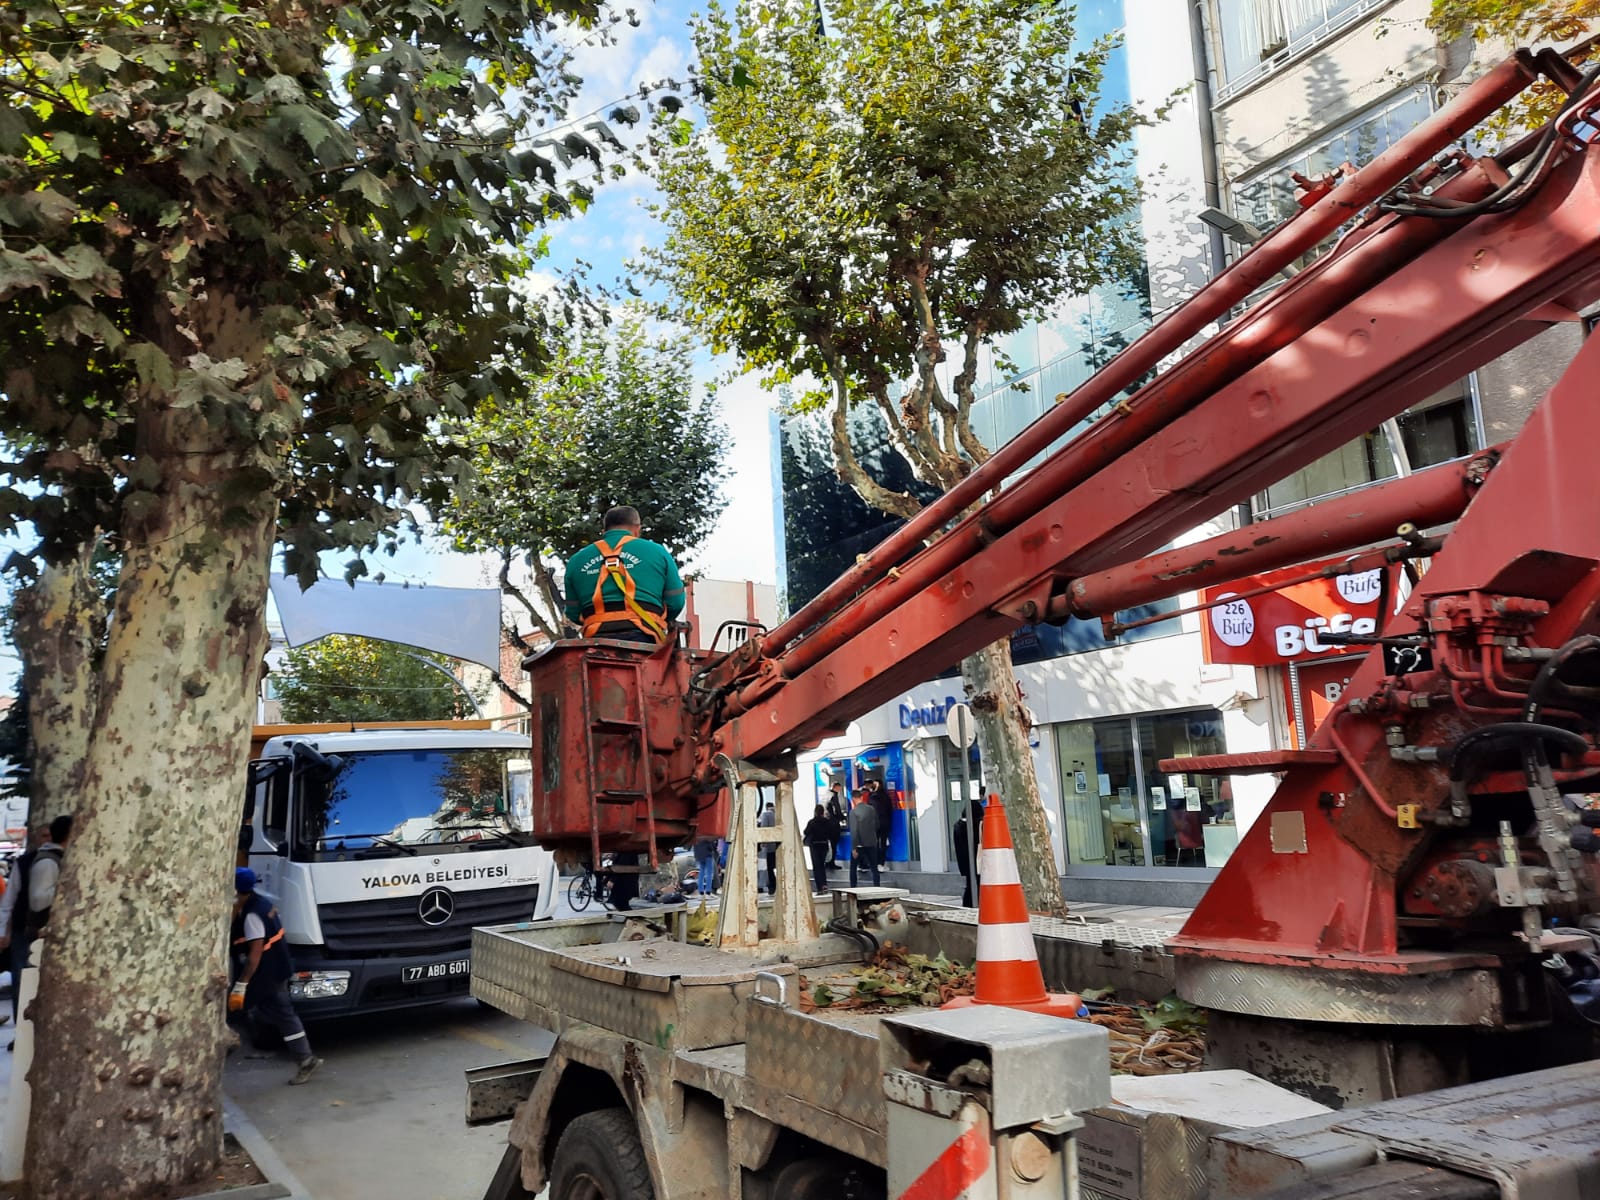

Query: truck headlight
left=289, top=970, right=351, bottom=1000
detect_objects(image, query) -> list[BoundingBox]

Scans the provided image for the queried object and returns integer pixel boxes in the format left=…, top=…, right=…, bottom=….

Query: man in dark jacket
left=824, top=783, right=847, bottom=868
left=803, top=805, right=835, bottom=896
left=867, top=779, right=892, bottom=865
left=848, top=791, right=881, bottom=887
left=952, top=797, right=985, bottom=907
left=231, top=868, right=321, bottom=1085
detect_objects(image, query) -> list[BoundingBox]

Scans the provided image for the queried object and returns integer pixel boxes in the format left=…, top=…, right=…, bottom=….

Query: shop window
left=1254, top=380, right=1480, bottom=520
left=1054, top=708, right=1232, bottom=869
left=1230, top=89, right=1433, bottom=246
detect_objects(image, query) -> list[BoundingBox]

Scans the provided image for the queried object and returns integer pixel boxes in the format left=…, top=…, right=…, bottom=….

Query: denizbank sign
left=899, top=694, right=963, bottom=730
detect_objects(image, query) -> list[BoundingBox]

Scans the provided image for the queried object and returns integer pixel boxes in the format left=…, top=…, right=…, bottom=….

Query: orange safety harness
left=582, top=534, right=669, bottom=642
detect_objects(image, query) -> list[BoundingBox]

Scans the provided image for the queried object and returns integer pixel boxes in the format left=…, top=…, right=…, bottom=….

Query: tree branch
left=908, top=267, right=963, bottom=470
left=951, top=315, right=992, bottom=468
left=868, top=383, right=940, bottom=484
left=534, top=558, right=572, bottom=638
left=491, top=674, right=532, bottom=713
left=498, top=549, right=559, bottom=643
left=829, top=368, right=923, bottom=521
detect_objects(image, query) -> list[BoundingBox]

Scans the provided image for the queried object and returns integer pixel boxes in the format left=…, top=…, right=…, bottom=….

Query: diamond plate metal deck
left=1176, top=957, right=1505, bottom=1026
left=472, top=925, right=799, bottom=1050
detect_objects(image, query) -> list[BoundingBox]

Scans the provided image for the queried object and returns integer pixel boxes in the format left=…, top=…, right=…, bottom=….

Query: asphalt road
left=222, top=886, right=609, bottom=1200
left=225, top=997, right=553, bottom=1200
left=222, top=882, right=733, bottom=1200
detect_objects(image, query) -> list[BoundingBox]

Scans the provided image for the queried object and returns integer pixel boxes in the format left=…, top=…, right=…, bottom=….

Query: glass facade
left=1254, top=380, right=1480, bottom=518
left=1227, top=86, right=1485, bottom=520
left=1054, top=709, right=1233, bottom=869
left=1231, top=88, right=1432, bottom=234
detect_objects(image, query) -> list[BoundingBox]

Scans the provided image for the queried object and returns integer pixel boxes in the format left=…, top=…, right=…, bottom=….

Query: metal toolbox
left=472, top=921, right=798, bottom=1051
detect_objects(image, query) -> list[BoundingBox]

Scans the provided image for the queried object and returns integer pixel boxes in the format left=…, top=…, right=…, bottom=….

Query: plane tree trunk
left=11, top=544, right=105, bottom=825
left=25, top=399, right=278, bottom=1198
left=961, top=637, right=1067, bottom=917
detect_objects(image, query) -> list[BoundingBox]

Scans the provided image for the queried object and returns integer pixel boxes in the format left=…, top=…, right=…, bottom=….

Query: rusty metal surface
left=1156, top=751, right=1340, bottom=775
left=1176, top=957, right=1504, bottom=1026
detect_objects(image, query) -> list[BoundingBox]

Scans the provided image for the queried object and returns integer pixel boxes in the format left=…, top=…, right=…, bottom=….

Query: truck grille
left=316, top=885, right=540, bottom=957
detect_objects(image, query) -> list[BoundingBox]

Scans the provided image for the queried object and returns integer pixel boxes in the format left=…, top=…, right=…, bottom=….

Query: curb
left=219, top=1094, right=313, bottom=1200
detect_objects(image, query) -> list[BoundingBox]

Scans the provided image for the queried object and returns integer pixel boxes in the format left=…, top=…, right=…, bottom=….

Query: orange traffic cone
left=944, top=795, right=1084, bottom=1019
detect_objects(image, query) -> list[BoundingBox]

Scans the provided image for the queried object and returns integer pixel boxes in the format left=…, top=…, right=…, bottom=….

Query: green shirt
left=564, top=531, right=686, bottom=625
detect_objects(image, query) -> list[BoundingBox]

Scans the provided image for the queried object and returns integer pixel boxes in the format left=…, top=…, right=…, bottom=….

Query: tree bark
left=25, top=406, right=279, bottom=1197
left=961, top=637, right=1067, bottom=917
left=12, top=542, right=104, bottom=825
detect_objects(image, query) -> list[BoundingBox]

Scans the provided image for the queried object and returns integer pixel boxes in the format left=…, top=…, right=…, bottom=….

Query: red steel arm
left=715, top=87, right=1600, bottom=762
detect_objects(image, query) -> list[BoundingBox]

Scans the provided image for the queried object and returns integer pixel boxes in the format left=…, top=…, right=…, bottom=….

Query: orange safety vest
left=582, top=534, right=669, bottom=642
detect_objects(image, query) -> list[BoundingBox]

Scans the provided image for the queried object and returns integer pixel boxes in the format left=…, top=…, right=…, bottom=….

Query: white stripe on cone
left=978, top=849, right=1020, bottom=884
left=975, top=920, right=1038, bottom=962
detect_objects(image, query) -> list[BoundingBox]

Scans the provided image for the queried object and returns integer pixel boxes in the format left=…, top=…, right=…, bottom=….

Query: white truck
left=242, top=722, right=558, bottom=1017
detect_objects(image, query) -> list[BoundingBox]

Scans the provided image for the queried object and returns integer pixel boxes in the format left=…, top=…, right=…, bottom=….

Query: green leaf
left=51, top=132, right=99, bottom=162
left=126, top=342, right=176, bottom=393
left=341, top=170, right=390, bottom=207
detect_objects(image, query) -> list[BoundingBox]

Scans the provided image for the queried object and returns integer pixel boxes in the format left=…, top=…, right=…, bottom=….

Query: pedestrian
left=607, top=851, right=641, bottom=910
left=849, top=790, right=880, bottom=887
left=230, top=868, right=321, bottom=1086
left=803, top=805, right=834, bottom=896
left=0, top=818, right=71, bottom=1043
left=0, top=827, right=45, bottom=1023
left=867, top=779, right=892, bottom=865
left=952, top=796, right=985, bottom=907
left=692, top=835, right=719, bottom=897
left=824, top=783, right=847, bottom=868
left=757, top=802, right=777, bottom=894
left=563, top=505, right=686, bottom=645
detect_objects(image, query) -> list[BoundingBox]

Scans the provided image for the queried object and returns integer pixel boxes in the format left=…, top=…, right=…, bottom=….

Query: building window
left=1215, top=0, right=1383, bottom=98
left=1253, top=379, right=1480, bottom=520
left=1054, top=708, right=1232, bottom=870
left=1230, top=88, right=1433, bottom=237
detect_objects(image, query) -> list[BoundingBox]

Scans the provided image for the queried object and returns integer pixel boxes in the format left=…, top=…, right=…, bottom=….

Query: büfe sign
left=1201, top=560, right=1392, bottom=666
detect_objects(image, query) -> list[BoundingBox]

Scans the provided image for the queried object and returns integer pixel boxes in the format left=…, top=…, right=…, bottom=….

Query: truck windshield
left=294, top=748, right=531, bottom=861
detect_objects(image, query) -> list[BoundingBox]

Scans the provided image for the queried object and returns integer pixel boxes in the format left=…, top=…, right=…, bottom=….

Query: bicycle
left=567, top=860, right=614, bottom=912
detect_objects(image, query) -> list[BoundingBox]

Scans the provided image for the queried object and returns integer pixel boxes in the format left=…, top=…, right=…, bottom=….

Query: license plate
left=401, top=958, right=471, bottom=984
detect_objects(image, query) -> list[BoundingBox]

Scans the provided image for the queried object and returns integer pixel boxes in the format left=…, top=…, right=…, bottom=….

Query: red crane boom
left=523, top=47, right=1600, bottom=1087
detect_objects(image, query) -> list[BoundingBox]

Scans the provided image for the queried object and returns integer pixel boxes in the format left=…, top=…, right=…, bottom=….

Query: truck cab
left=243, top=724, right=558, bottom=1016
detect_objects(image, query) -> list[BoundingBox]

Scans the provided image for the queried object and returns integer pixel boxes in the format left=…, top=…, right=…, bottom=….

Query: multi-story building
left=1201, top=0, right=1588, bottom=757
left=780, top=2, right=1591, bottom=904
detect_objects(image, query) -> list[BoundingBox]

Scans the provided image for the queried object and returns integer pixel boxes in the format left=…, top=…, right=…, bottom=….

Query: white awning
left=269, top=575, right=502, bottom=670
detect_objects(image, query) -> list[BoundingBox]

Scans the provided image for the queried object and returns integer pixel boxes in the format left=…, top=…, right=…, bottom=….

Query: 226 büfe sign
left=1201, top=561, right=1394, bottom=666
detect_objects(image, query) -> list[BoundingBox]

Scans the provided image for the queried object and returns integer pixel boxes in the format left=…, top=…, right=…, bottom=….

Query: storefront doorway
left=937, top=741, right=983, bottom=861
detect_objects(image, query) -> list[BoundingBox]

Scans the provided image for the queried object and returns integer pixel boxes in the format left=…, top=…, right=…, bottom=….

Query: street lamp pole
left=392, top=649, right=486, bottom=719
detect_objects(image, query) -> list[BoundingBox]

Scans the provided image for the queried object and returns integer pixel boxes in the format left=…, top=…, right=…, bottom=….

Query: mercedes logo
left=417, top=887, right=454, bottom=927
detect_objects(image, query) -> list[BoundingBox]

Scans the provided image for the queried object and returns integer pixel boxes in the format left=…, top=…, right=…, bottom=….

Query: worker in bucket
left=564, top=505, right=686, bottom=645
left=229, top=868, right=322, bottom=1086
